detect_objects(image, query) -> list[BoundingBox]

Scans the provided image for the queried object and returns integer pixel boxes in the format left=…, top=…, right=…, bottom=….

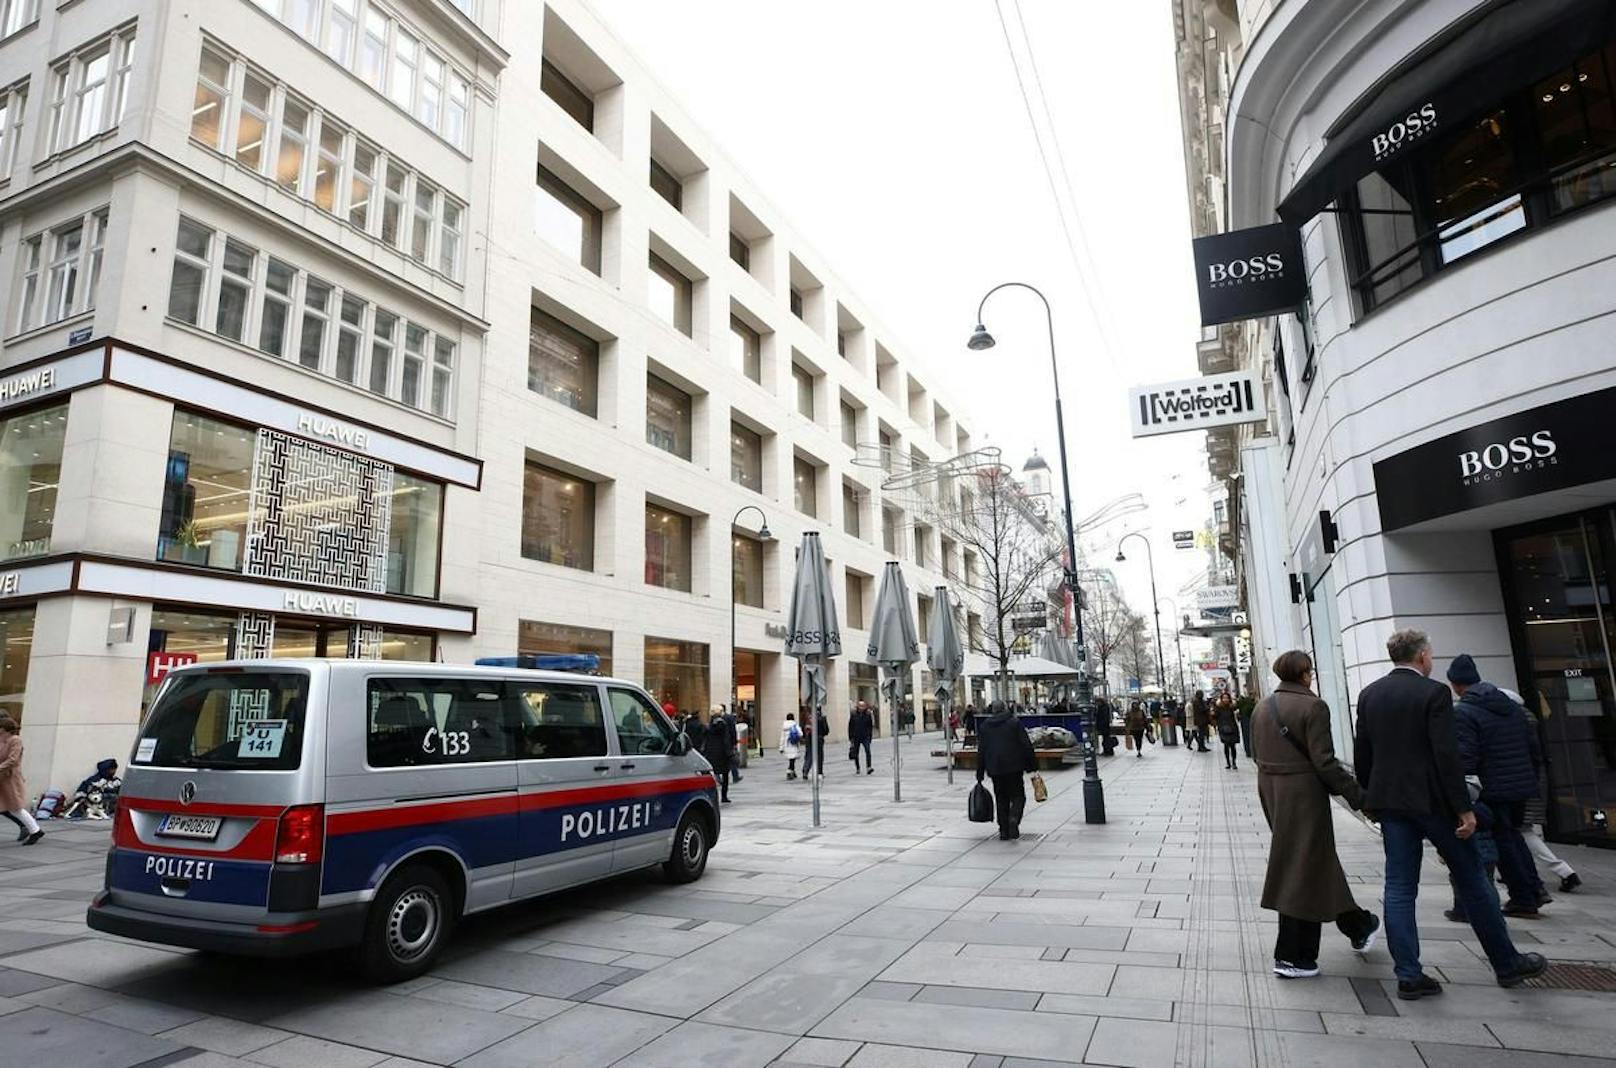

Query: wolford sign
left=1375, top=386, right=1615, bottom=531
left=1190, top=223, right=1308, bottom=326
left=1129, top=370, right=1267, bottom=440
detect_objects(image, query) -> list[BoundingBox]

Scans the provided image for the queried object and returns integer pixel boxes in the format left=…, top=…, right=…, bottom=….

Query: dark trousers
left=713, top=766, right=732, bottom=800
left=803, top=735, right=824, bottom=774
left=851, top=738, right=872, bottom=770
left=1223, top=740, right=1239, bottom=767
left=1239, top=712, right=1254, bottom=758
left=1490, top=800, right=1543, bottom=905
left=1195, top=727, right=1210, bottom=751
left=1382, top=812, right=1522, bottom=981
left=1275, top=909, right=1376, bottom=967
left=989, top=773, right=1026, bottom=836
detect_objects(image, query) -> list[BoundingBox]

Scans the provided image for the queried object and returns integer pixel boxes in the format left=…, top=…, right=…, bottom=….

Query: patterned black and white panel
left=243, top=429, right=394, bottom=594
left=235, top=610, right=275, bottom=659
left=348, top=623, right=385, bottom=660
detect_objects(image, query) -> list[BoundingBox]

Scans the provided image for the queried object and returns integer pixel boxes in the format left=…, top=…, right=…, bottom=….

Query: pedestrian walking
left=848, top=700, right=875, bottom=774
left=700, top=708, right=737, bottom=803
left=718, top=705, right=744, bottom=783
left=1447, top=655, right=1544, bottom=916
left=0, top=715, right=43, bottom=845
left=779, top=713, right=802, bottom=779
left=1191, top=690, right=1211, bottom=752
left=1237, top=694, right=1256, bottom=759
left=801, top=707, right=827, bottom=778
left=1354, top=629, right=1547, bottom=998
left=1124, top=701, right=1149, bottom=758
left=1255, top=651, right=1380, bottom=978
left=975, top=700, right=1036, bottom=840
left=1215, top=693, right=1241, bottom=770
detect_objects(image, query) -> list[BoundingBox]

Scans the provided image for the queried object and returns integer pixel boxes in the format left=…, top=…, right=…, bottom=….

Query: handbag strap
left=1262, top=696, right=1311, bottom=762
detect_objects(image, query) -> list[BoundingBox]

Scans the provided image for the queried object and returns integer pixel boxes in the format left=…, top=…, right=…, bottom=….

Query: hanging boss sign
left=1191, top=223, right=1308, bottom=327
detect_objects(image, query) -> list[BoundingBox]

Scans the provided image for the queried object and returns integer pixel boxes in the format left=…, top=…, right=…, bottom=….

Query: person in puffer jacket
left=1448, top=654, right=1545, bottom=917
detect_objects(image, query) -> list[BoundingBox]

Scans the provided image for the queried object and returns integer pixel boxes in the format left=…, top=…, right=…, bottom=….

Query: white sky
left=591, top=0, right=1217, bottom=636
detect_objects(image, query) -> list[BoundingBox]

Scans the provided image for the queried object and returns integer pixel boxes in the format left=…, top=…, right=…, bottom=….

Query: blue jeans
left=1381, top=813, right=1521, bottom=981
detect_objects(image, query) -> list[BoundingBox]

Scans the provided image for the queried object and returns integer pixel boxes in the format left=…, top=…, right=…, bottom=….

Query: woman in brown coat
left=1254, top=651, right=1376, bottom=978
left=0, top=715, right=43, bottom=845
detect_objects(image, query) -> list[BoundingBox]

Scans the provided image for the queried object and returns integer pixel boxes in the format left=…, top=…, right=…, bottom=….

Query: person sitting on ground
left=60, top=759, right=121, bottom=820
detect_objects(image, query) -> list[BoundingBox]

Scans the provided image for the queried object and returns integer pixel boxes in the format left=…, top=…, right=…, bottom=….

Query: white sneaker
left=1273, top=960, right=1319, bottom=979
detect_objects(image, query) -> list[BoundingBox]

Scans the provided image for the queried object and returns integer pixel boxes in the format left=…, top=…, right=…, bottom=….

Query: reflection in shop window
left=528, top=307, right=599, bottom=417
left=0, top=403, right=67, bottom=561
left=387, top=471, right=441, bottom=598
left=730, top=421, right=762, bottom=492
left=518, top=619, right=613, bottom=676
left=522, top=460, right=595, bottom=571
left=0, top=606, right=34, bottom=725
left=159, top=410, right=255, bottom=571
left=733, top=533, right=764, bottom=609
left=645, top=374, right=692, bottom=460
left=144, top=607, right=236, bottom=707
left=645, top=503, right=692, bottom=593
left=645, top=635, right=708, bottom=716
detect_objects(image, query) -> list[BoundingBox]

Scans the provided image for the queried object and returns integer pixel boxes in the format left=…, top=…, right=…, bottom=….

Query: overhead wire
left=990, top=0, right=1121, bottom=377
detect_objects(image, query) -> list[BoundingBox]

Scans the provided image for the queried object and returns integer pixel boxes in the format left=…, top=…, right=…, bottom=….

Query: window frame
left=14, top=207, right=107, bottom=335
left=647, top=251, right=693, bottom=337
left=46, top=25, right=134, bottom=155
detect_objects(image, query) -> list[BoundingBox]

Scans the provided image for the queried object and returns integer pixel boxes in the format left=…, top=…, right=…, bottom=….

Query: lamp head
left=966, top=324, right=996, bottom=351
left=759, top=524, right=773, bottom=541
left=1114, top=550, right=1126, bottom=563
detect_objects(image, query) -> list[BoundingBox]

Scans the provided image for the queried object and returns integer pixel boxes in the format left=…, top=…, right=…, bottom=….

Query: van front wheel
left=359, top=864, right=454, bottom=983
left=663, top=811, right=709, bottom=884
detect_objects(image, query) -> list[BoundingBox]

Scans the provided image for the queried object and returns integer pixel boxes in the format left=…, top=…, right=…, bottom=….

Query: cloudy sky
left=591, top=0, right=1215, bottom=630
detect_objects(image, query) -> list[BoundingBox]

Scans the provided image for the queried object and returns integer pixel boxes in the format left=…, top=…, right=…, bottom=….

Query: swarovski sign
left=1130, top=370, right=1267, bottom=439
left=1190, top=223, right=1308, bottom=326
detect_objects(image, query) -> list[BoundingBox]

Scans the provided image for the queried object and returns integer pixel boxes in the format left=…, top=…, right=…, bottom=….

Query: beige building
left=0, top=0, right=977, bottom=792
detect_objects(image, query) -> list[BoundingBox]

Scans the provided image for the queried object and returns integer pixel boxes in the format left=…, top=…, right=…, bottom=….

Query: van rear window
left=136, top=671, right=308, bottom=770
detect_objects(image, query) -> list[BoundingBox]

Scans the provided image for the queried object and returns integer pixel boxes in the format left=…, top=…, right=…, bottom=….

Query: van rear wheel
left=359, top=864, right=453, bottom=983
left=663, top=811, right=709, bottom=884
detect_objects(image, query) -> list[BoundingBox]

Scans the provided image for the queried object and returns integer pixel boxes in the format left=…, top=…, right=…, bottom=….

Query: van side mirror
left=669, top=732, right=691, bottom=757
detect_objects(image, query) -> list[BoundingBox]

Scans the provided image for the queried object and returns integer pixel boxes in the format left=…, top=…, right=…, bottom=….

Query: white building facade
left=1179, top=0, right=1616, bottom=846
left=0, top=0, right=977, bottom=792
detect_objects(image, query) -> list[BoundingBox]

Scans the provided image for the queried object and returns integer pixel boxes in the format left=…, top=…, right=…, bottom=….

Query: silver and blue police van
left=87, top=657, right=719, bottom=981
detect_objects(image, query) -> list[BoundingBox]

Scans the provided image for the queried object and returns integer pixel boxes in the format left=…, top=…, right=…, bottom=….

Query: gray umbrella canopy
left=867, top=562, right=919, bottom=667
left=785, top=531, right=840, bottom=826
left=928, top=588, right=964, bottom=683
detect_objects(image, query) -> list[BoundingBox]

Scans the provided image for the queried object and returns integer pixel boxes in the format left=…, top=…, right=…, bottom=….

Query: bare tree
left=939, top=465, right=1063, bottom=701
left=1080, top=574, right=1132, bottom=698
left=1113, top=608, right=1158, bottom=693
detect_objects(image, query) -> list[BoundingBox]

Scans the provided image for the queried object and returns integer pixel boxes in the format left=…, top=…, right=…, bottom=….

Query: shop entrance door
left=1497, top=509, right=1616, bottom=846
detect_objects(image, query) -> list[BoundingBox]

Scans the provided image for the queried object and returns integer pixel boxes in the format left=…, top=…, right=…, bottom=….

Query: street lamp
left=1157, top=596, right=1188, bottom=703
left=969, top=282, right=1105, bottom=824
left=731, top=505, right=771, bottom=752
left=1116, top=532, right=1168, bottom=709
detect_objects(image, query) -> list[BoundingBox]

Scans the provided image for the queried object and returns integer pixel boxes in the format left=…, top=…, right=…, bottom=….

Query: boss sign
left=1191, top=223, right=1308, bottom=326
left=1129, top=371, right=1268, bottom=440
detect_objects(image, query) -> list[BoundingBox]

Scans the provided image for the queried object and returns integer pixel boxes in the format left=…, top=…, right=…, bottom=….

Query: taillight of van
left=275, top=805, right=325, bottom=865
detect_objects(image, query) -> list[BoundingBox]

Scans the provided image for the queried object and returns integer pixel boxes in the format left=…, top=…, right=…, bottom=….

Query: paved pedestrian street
left=2, top=735, right=1614, bottom=1068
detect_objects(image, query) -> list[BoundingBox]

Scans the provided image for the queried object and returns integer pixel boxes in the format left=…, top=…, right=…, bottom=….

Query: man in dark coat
left=1095, top=698, right=1116, bottom=756
left=848, top=701, right=875, bottom=774
left=1256, top=651, right=1378, bottom=978
left=1448, top=654, right=1544, bottom=916
left=1354, top=629, right=1546, bottom=999
left=1191, top=690, right=1211, bottom=752
left=975, top=701, right=1037, bottom=840
left=700, top=711, right=737, bottom=803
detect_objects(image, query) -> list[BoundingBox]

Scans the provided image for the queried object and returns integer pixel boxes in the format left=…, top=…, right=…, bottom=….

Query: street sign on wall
left=1172, top=530, right=1196, bottom=549
left=1129, top=370, right=1268, bottom=439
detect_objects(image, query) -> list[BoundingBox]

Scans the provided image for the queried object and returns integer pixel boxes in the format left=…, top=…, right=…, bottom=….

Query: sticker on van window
left=134, top=737, right=156, bottom=764
left=239, top=720, right=287, bottom=759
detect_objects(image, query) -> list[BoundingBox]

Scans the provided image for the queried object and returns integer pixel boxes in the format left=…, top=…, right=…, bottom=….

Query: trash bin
left=735, top=723, right=749, bottom=767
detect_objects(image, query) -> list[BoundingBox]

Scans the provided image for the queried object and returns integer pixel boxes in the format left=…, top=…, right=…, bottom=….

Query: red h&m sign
left=147, top=651, right=198, bottom=686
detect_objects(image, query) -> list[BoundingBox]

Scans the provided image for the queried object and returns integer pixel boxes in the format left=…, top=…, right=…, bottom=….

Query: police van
left=87, top=658, right=719, bottom=981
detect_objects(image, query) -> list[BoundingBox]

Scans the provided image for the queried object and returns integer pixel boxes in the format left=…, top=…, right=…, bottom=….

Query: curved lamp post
left=1157, top=595, right=1188, bottom=702
left=969, top=282, right=1104, bottom=824
left=731, top=505, right=771, bottom=752
left=1116, top=532, right=1168, bottom=706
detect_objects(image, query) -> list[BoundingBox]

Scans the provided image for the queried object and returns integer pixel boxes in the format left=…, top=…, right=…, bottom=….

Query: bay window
left=192, top=47, right=231, bottom=151
left=47, top=27, right=134, bottom=154
left=165, top=217, right=457, bottom=415
left=0, top=82, right=26, bottom=180
left=15, top=208, right=108, bottom=334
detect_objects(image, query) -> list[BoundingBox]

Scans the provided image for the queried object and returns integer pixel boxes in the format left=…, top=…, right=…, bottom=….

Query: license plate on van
left=157, top=814, right=222, bottom=841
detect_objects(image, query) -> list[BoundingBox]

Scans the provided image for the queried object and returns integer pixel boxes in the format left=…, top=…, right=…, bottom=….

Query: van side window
left=367, top=678, right=516, bottom=767
left=512, top=682, right=608, bottom=759
left=608, top=689, right=677, bottom=756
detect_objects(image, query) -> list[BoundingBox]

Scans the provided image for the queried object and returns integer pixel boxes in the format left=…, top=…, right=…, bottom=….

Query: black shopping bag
left=968, top=782, right=994, bottom=823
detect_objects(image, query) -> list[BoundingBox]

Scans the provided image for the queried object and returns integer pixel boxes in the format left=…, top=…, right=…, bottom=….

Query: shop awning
left=1277, top=0, right=1616, bottom=225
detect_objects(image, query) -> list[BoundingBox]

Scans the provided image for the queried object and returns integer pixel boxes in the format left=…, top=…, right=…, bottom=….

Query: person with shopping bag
left=975, top=701, right=1037, bottom=840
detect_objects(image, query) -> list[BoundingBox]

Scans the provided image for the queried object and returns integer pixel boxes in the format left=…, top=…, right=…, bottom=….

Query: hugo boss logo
left=1206, top=252, right=1286, bottom=289
left=1372, top=103, right=1437, bottom=161
left=1458, top=430, right=1557, bottom=485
